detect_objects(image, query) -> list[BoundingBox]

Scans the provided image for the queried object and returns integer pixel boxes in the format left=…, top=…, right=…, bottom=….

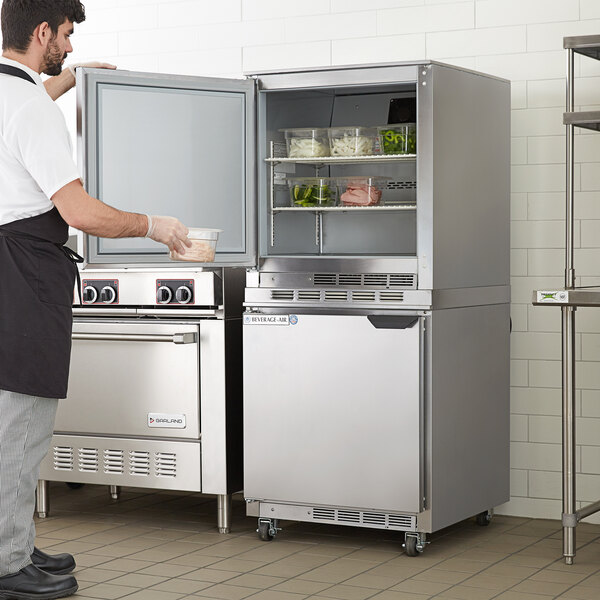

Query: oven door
left=243, top=312, right=424, bottom=513
left=55, top=319, right=201, bottom=439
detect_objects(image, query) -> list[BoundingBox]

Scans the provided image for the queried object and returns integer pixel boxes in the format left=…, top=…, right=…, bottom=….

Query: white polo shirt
left=0, top=56, right=80, bottom=226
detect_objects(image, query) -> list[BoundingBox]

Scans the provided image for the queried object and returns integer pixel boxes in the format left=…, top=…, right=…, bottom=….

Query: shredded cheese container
left=170, top=228, right=222, bottom=262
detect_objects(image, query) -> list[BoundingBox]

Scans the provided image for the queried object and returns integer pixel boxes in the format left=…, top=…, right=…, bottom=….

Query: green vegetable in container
left=293, top=184, right=334, bottom=207
left=380, top=127, right=417, bottom=154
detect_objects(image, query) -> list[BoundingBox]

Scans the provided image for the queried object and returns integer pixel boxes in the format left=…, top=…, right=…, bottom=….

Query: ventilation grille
left=352, top=291, right=376, bottom=302
left=380, top=291, right=405, bottom=302
left=156, top=453, right=177, bottom=478
left=271, top=290, right=294, bottom=301
left=53, top=447, right=74, bottom=471
left=311, top=507, right=415, bottom=531
left=298, top=290, right=321, bottom=301
left=313, top=273, right=416, bottom=289
left=104, top=449, right=124, bottom=474
left=387, top=180, right=417, bottom=190
left=129, top=451, right=150, bottom=476
left=324, top=290, right=349, bottom=302
left=78, top=448, right=98, bottom=472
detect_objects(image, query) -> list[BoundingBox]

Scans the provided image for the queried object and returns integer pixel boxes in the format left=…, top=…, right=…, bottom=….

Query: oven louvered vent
left=104, top=450, right=124, bottom=474
left=380, top=291, right=405, bottom=302
left=313, top=273, right=337, bottom=286
left=298, top=290, right=321, bottom=301
left=53, top=447, right=74, bottom=471
left=155, top=452, right=177, bottom=478
left=324, top=290, right=349, bottom=302
left=310, top=507, right=415, bottom=530
left=338, top=274, right=362, bottom=286
left=78, top=448, right=98, bottom=472
left=271, top=290, right=294, bottom=301
left=352, top=291, right=376, bottom=302
left=129, top=451, right=150, bottom=476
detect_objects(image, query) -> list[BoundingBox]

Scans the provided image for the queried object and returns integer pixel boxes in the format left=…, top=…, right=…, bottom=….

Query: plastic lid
left=188, top=227, right=222, bottom=240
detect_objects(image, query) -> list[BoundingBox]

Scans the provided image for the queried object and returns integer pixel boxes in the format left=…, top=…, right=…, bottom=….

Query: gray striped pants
left=0, top=389, right=58, bottom=576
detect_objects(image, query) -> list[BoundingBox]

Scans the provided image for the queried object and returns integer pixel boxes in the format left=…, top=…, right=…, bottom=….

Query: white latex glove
left=145, top=215, right=191, bottom=255
left=68, top=61, right=117, bottom=77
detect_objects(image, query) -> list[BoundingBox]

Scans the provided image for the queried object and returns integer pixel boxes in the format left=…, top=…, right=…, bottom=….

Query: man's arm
left=44, top=62, right=116, bottom=101
left=52, top=179, right=190, bottom=254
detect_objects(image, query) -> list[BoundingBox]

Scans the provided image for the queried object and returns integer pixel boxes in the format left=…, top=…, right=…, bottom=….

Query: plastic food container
left=288, top=177, right=338, bottom=207
left=337, top=176, right=388, bottom=207
left=328, top=126, right=379, bottom=156
left=377, top=123, right=416, bottom=155
left=282, top=128, right=330, bottom=158
left=170, top=228, right=222, bottom=262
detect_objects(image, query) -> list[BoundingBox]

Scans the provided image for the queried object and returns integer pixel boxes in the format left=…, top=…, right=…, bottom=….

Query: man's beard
left=42, top=38, right=67, bottom=76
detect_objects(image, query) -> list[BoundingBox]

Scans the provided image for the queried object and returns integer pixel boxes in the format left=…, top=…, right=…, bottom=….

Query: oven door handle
left=72, top=332, right=197, bottom=345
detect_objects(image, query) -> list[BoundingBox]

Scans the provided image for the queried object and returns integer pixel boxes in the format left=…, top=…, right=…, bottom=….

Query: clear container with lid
left=281, top=128, right=330, bottom=158
left=337, top=176, right=389, bottom=207
left=377, top=123, right=416, bottom=155
left=328, top=126, right=380, bottom=156
left=170, top=227, right=222, bottom=262
left=288, top=177, right=338, bottom=207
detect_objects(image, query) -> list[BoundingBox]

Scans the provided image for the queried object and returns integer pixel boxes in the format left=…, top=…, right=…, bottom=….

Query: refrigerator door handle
left=367, top=315, right=419, bottom=329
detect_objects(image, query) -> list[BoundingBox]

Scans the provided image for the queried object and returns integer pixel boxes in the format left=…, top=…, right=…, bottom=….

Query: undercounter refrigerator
left=242, top=62, right=511, bottom=554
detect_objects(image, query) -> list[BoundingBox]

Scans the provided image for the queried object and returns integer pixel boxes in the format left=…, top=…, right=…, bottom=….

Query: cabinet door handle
left=367, top=316, right=419, bottom=329
left=72, top=332, right=197, bottom=344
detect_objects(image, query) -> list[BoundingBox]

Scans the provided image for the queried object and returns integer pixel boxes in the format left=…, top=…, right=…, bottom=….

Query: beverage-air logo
left=148, top=413, right=186, bottom=429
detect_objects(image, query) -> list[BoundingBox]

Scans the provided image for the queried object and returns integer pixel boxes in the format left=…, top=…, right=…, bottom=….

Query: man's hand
left=44, top=61, right=116, bottom=100
left=146, top=215, right=192, bottom=255
left=68, top=61, right=116, bottom=77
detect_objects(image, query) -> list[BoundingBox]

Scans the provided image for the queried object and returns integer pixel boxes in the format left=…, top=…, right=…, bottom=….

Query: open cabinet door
left=77, top=68, right=256, bottom=266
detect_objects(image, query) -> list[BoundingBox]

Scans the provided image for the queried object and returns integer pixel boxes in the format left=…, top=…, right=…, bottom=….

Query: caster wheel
left=476, top=510, right=492, bottom=526
left=404, top=536, right=419, bottom=557
left=65, top=482, right=84, bottom=489
left=257, top=521, right=273, bottom=541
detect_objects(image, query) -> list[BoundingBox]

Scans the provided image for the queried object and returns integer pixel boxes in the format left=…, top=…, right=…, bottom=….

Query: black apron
left=0, top=63, right=82, bottom=399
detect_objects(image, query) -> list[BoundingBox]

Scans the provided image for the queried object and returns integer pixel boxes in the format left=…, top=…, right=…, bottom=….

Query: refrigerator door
left=243, top=313, right=423, bottom=513
left=78, top=68, right=255, bottom=266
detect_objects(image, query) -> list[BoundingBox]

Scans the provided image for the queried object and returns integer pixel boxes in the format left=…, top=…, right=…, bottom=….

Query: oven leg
left=217, top=494, right=231, bottom=534
left=36, top=480, right=49, bottom=518
left=109, top=485, right=121, bottom=500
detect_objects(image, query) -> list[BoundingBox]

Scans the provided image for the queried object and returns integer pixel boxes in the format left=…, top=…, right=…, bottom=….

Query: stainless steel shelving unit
left=533, top=34, right=600, bottom=565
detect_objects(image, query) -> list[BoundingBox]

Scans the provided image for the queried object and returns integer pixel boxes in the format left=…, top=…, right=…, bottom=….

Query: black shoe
left=0, top=564, right=77, bottom=599
left=31, top=548, right=75, bottom=575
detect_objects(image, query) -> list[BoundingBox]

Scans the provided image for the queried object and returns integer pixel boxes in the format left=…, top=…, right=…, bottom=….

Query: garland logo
left=148, top=413, right=186, bottom=429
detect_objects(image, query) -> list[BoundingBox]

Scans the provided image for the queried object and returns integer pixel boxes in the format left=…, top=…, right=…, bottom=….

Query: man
left=0, top=1, right=191, bottom=598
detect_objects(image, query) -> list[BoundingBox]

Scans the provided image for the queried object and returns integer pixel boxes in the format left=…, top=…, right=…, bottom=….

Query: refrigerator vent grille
left=380, top=292, right=405, bottom=302
left=388, top=180, right=417, bottom=190
left=311, top=507, right=415, bottom=530
left=129, top=451, right=150, bottom=476
left=53, top=447, right=74, bottom=471
left=352, top=291, right=377, bottom=302
left=339, top=274, right=362, bottom=286
left=271, top=290, right=294, bottom=301
left=298, top=290, right=321, bottom=301
left=104, top=450, right=124, bottom=474
left=324, top=290, right=349, bottom=301
left=313, top=273, right=416, bottom=289
left=78, top=448, right=99, bottom=472
left=156, top=453, right=177, bottom=477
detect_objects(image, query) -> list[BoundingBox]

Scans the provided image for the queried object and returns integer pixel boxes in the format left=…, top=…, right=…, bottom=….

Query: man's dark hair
left=1, top=0, right=86, bottom=52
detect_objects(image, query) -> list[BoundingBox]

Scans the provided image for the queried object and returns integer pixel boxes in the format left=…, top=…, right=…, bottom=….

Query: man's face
left=42, top=19, right=74, bottom=76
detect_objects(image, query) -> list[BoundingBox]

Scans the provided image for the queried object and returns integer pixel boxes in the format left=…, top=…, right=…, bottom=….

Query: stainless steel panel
left=55, top=320, right=201, bottom=439
left=39, top=435, right=201, bottom=491
left=244, top=313, right=422, bottom=513
left=78, top=68, right=256, bottom=267
left=432, top=285, right=511, bottom=309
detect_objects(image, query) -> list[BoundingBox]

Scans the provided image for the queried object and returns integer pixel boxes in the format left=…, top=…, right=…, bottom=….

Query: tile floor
left=35, top=483, right=600, bottom=600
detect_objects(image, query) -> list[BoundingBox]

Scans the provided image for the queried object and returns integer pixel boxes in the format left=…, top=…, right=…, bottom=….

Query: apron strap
left=57, top=245, right=84, bottom=306
left=0, top=64, right=36, bottom=85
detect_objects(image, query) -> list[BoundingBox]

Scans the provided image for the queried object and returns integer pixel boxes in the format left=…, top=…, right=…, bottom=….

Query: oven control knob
left=157, top=286, right=172, bottom=304
left=175, top=286, right=192, bottom=304
left=100, top=286, right=116, bottom=304
left=83, top=286, right=97, bottom=304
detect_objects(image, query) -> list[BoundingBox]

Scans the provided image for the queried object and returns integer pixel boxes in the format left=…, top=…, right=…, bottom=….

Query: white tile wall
left=25, top=0, right=600, bottom=523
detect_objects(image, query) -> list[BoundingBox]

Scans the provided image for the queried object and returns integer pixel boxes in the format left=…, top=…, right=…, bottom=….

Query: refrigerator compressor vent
left=78, top=448, right=99, bottom=472
left=324, top=290, right=349, bottom=302
left=104, top=450, right=124, bottom=474
left=352, top=291, right=377, bottom=302
left=388, top=180, right=416, bottom=190
left=129, top=451, right=150, bottom=476
left=156, top=452, right=177, bottom=478
left=380, top=292, right=405, bottom=302
left=313, top=273, right=416, bottom=289
left=298, top=290, right=321, bottom=301
left=311, top=507, right=415, bottom=530
left=53, top=447, right=74, bottom=471
left=271, top=290, right=294, bottom=301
